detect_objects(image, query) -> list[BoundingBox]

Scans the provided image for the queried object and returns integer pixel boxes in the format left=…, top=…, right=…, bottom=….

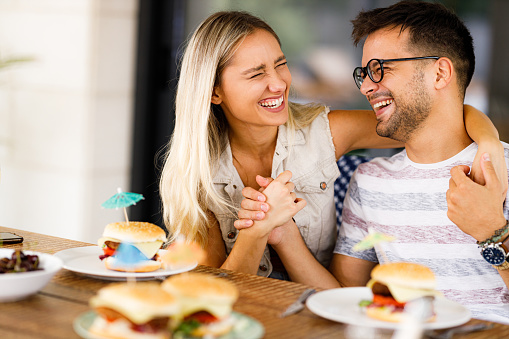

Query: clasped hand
left=234, top=170, right=306, bottom=241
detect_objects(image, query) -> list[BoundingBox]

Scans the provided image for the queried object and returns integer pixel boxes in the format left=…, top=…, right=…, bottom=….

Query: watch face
left=482, top=246, right=507, bottom=265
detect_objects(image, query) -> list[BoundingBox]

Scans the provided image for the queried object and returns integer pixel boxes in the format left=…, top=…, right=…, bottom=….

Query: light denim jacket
left=210, top=108, right=340, bottom=277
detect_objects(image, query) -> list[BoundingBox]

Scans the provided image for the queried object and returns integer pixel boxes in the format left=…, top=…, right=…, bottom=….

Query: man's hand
left=447, top=153, right=507, bottom=241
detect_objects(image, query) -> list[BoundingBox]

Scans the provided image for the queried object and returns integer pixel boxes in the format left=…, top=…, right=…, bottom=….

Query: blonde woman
left=160, top=11, right=504, bottom=280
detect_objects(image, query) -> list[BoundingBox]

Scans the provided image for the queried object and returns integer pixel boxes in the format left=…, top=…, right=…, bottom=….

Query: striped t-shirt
left=334, top=142, right=509, bottom=324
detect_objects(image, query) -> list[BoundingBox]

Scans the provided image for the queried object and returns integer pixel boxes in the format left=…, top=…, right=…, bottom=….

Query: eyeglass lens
left=354, top=59, right=383, bottom=89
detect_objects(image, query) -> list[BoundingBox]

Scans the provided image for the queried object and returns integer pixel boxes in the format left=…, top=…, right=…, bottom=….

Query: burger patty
left=104, top=241, right=120, bottom=250
left=95, top=307, right=169, bottom=333
left=371, top=282, right=392, bottom=297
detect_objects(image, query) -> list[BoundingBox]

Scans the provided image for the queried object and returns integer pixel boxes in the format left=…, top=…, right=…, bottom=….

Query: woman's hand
left=471, top=140, right=508, bottom=197
left=249, top=171, right=306, bottom=237
left=234, top=176, right=272, bottom=230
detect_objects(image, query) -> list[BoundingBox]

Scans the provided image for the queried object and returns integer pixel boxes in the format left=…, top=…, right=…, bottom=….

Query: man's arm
left=329, top=254, right=376, bottom=287
left=447, top=152, right=509, bottom=288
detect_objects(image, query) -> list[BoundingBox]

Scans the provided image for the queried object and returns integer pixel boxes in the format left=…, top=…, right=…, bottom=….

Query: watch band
left=493, top=261, right=509, bottom=270
left=492, top=235, right=509, bottom=270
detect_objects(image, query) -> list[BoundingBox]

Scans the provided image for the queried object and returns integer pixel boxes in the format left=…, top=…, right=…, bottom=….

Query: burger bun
left=104, top=256, right=161, bottom=273
left=371, top=262, right=436, bottom=290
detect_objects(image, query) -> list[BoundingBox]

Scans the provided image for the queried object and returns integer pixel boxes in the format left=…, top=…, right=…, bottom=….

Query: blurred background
left=0, top=0, right=507, bottom=243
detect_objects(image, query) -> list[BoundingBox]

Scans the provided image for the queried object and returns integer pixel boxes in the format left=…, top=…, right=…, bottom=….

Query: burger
left=161, top=272, right=239, bottom=337
left=159, top=240, right=205, bottom=270
left=97, top=221, right=167, bottom=272
left=89, top=282, right=178, bottom=339
left=361, top=262, right=441, bottom=322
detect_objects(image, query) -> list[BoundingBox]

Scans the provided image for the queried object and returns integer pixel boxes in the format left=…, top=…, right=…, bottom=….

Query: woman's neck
left=229, top=126, right=278, bottom=189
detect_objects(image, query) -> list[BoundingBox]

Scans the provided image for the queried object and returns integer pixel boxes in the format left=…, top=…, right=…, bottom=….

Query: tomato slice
left=184, top=311, right=218, bottom=324
left=372, top=294, right=406, bottom=308
left=102, top=245, right=116, bottom=257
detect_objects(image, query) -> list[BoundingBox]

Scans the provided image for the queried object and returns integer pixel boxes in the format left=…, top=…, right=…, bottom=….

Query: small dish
left=0, top=248, right=63, bottom=302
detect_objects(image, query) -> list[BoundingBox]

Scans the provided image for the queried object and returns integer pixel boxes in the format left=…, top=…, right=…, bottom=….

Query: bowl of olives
left=0, top=248, right=63, bottom=302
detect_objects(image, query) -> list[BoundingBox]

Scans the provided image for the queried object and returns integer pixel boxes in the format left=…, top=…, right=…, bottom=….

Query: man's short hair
left=351, top=0, right=475, bottom=97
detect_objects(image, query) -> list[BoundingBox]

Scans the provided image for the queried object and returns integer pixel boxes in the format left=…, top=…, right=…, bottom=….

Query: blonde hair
left=160, top=11, right=324, bottom=247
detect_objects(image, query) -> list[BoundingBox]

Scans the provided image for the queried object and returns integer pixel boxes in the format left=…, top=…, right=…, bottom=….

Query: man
left=330, top=0, right=509, bottom=323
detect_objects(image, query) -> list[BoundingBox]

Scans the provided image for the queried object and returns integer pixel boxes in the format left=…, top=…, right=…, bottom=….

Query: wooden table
left=0, top=226, right=507, bottom=339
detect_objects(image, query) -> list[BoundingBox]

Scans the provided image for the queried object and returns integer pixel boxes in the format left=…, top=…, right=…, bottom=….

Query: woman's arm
left=464, top=105, right=507, bottom=194
left=202, top=209, right=273, bottom=274
left=327, top=109, right=402, bottom=160
left=202, top=171, right=305, bottom=275
left=270, top=220, right=341, bottom=288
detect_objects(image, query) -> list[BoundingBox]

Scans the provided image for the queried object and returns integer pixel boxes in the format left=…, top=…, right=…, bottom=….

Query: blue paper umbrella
left=114, top=243, right=148, bottom=265
left=101, top=188, right=144, bottom=222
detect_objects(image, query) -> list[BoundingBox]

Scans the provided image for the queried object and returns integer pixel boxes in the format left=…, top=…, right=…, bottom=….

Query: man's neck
left=403, top=106, right=473, bottom=164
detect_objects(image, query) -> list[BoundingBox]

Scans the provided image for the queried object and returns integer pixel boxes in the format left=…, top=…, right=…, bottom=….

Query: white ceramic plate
left=54, top=246, right=197, bottom=281
left=306, top=287, right=471, bottom=330
left=73, top=310, right=265, bottom=339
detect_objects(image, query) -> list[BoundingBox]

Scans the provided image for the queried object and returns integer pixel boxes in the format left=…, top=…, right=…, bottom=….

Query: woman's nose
left=268, top=73, right=287, bottom=93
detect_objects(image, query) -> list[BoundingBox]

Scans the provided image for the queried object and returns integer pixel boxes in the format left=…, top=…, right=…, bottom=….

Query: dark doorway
left=130, top=0, right=186, bottom=230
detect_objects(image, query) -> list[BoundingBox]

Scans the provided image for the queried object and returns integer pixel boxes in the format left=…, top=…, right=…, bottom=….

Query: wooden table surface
left=0, top=226, right=507, bottom=339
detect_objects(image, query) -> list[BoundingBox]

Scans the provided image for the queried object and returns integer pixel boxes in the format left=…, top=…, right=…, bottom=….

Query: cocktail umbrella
left=352, top=227, right=395, bottom=263
left=113, top=243, right=148, bottom=283
left=101, top=188, right=144, bottom=223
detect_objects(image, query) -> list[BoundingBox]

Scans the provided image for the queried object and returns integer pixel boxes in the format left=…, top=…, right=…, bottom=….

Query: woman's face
left=212, top=29, right=292, bottom=130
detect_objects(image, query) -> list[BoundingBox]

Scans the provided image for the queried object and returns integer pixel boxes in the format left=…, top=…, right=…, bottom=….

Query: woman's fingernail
left=483, top=153, right=490, bottom=162
left=257, top=195, right=265, bottom=202
left=245, top=220, right=253, bottom=226
left=256, top=212, right=263, bottom=219
left=261, top=203, right=268, bottom=212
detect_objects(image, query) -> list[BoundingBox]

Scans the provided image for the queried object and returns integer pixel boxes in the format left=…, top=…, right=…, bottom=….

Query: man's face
left=359, top=28, right=433, bottom=143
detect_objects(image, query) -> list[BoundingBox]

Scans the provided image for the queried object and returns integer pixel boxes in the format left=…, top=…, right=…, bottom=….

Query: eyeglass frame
left=353, top=56, right=440, bottom=89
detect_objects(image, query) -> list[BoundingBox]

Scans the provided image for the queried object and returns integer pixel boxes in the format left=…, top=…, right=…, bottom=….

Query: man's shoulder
left=355, top=149, right=407, bottom=173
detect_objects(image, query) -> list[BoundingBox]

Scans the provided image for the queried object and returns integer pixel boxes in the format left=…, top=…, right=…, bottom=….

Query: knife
left=280, top=288, right=316, bottom=318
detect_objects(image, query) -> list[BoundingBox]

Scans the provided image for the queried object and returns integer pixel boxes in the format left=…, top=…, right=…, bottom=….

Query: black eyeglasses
left=353, top=56, right=440, bottom=89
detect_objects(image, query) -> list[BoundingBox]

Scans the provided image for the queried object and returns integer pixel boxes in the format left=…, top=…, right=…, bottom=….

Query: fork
left=280, top=288, right=316, bottom=318
left=425, top=323, right=494, bottom=339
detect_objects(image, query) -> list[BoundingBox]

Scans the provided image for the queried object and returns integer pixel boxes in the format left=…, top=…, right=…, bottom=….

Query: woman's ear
left=434, top=57, right=453, bottom=90
left=211, top=87, right=222, bottom=105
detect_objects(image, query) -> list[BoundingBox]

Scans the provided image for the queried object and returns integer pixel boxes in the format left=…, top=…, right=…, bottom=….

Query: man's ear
left=211, top=87, right=222, bottom=105
left=434, top=57, right=453, bottom=90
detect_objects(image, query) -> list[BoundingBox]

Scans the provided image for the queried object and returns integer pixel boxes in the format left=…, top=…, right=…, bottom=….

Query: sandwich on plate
left=89, top=282, right=178, bottom=339
left=97, top=221, right=167, bottom=272
left=161, top=272, right=239, bottom=337
left=360, top=262, right=441, bottom=322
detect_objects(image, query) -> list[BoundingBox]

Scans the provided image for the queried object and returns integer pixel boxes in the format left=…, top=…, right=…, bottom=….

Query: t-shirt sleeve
left=333, top=173, right=378, bottom=263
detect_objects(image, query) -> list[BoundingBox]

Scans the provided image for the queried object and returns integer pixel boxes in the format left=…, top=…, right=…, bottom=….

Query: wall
left=0, top=0, right=138, bottom=243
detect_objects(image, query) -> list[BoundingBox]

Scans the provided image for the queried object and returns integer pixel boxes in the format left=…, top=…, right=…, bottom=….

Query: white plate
left=54, top=246, right=197, bottom=281
left=73, top=310, right=265, bottom=339
left=306, top=287, right=471, bottom=330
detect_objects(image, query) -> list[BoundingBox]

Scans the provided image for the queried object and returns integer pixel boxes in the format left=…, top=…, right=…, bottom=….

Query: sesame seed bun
left=371, top=262, right=436, bottom=290
left=161, top=272, right=239, bottom=302
left=89, top=282, right=176, bottom=339
left=103, top=256, right=161, bottom=273
left=365, top=305, right=437, bottom=323
left=366, top=306, right=406, bottom=323
left=162, top=273, right=238, bottom=337
left=102, top=222, right=167, bottom=243
left=90, top=282, right=178, bottom=323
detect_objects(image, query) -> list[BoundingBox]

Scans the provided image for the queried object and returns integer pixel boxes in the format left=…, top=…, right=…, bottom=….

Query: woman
left=159, top=11, right=503, bottom=279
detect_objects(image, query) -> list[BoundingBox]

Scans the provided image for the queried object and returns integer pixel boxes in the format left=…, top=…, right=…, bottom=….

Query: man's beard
left=376, top=72, right=432, bottom=142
